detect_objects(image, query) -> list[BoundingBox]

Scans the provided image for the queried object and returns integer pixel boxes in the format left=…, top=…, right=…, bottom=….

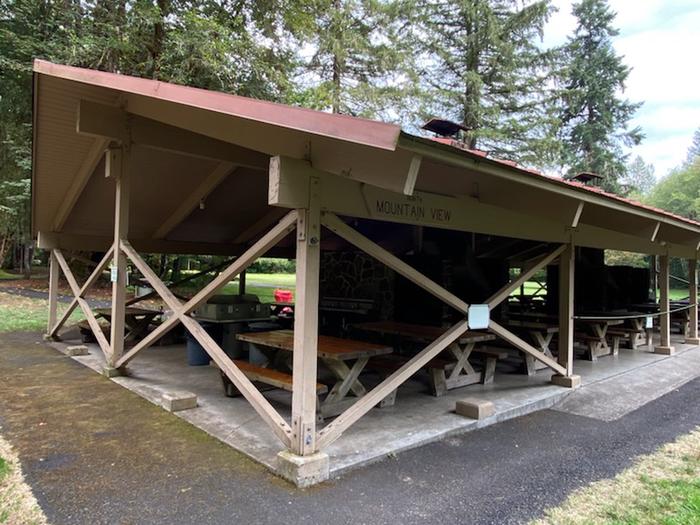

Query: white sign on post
left=110, top=265, right=118, bottom=283
left=646, top=316, right=653, bottom=329
left=468, top=304, right=490, bottom=330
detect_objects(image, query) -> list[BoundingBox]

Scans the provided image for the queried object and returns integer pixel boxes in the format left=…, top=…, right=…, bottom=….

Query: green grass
left=534, top=427, right=700, bottom=525
left=0, top=458, right=8, bottom=482
left=0, top=292, right=83, bottom=333
left=218, top=273, right=296, bottom=303
left=0, top=270, right=20, bottom=281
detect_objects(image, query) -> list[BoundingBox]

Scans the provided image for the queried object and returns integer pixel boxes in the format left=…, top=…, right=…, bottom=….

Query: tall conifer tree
left=556, top=0, right=642, bottom=192
left=408, top=0, right=557, bottom=166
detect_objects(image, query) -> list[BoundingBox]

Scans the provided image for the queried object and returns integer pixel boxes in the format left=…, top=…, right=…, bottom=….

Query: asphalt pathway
left=1, top=331, right=699, bottom=525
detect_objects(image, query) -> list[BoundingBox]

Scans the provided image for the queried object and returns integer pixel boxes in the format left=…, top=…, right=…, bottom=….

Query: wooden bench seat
left=366, top=347, right=507, bottom=397
left=607, top=327, right=648, bottom=349
left=221, top=360, right=328, bottom=397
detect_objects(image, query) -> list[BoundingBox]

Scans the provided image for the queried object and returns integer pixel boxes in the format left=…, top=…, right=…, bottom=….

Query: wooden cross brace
left=114, top=211, right=298, bottom=447
left=51, top=249, right=113, bottom=358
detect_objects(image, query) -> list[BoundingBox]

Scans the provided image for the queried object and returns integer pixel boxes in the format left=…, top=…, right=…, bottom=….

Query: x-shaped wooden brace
left=446, top=341, right=477, bottom=380
left=51, top=249, right=114, bottom=359
left=113, top=212, right=298, bottom=447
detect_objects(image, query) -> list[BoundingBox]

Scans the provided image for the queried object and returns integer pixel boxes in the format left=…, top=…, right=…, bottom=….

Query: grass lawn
left=219, top=273, right=296, bottom=303
left=0, top=292, right=83, bottom=333
left=533, top=426, right=700, bottom=525
left=0, top=434, right=47, bottom=525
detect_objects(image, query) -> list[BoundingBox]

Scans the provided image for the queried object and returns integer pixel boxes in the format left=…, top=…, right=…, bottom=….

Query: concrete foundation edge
left=276, top=451, right=330, bottom=487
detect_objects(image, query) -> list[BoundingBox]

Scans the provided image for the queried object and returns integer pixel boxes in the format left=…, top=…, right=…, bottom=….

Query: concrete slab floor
left=50, top=330, right=700, bottom=480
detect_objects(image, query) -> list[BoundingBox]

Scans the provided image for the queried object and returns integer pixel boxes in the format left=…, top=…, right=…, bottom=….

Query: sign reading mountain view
left=373, top=194, right=453, bottom=224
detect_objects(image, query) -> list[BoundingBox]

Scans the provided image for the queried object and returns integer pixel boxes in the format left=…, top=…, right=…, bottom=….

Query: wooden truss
left=314, top=213, right=574, bottom=449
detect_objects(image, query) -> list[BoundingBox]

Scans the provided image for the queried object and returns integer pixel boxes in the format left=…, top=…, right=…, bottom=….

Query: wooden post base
left=654, top=345, right=675, bottom=355
left=102, top=366, right=128, bottom=378
left=550, top=374, right=581, bottom=389
left=684, top=337, right=700, bottom=346
left=277, top=450, right=329, bottom=488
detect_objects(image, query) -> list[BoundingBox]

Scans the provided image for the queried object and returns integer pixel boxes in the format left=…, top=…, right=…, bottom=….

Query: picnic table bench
left=575, top=317, right=624, bottom=360
left=234, top=329, right=393, bottom=418
left=500, top=319, right=559, bottom=375
left=352, top=321, right=500, bottom=396
left=80, top=307, right=160, bottom=344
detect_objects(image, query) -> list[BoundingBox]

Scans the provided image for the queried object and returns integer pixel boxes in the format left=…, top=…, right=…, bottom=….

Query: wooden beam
left=77, top=100, right=268, bottom=169
left=53, top=138, right=108, bottom=231
left=108, top=147, right=130, bottom=366
left=233, top=208, right=288, bottom=244
left=291, top=177, right=321, bottom=456
left=121, top=240, right=292, bottom=446
left=558, top=244, right=575, bottom=376
left=686, top=259, right=698, bottom=343
left=153, top=162, right=236, bottom=239
left=571, top=202, right=584, bottom=228
left=650, top=222, right=661, bottom=243
left=485, top=244, right=566, bottom=309
left=489, top=321, right=567, bottom=376
left=49, top=247, right=114, bottom=337
left=114, top=210, right=297, bottom=367
left=53, top=249, right=111, bottom=357
left=47, top=250, right=59, bottom=335
left=270, top=156, right=696, bottom=257
left=403, top=155, right=422, bottom=196
left=321, top=212, right=469, bottom=314
left=657, top=254, right=673, bottom=352
left=316, top=320, right=470, bottom=449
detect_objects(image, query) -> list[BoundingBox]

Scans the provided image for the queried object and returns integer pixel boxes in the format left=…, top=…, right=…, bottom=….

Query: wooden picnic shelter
left=31, top=60, right=700, bottom=484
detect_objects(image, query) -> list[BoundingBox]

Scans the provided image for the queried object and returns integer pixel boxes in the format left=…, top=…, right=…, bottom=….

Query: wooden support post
left=47, top=250, right=59, bottom=336
left=686, top=259, right=699, bottom=345
left=553, top=243, right=578, bottom=386
left=291, top=176, right=321, bottom=456
left=656, top=254, right=675, bottom=354
left=108, top=147, right=130, bottom=367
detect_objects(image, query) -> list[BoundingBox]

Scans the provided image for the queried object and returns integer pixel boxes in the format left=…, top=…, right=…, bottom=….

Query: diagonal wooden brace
left=120, top=239, right=293, bottom=447
left=49, top=247, right=114, bottom=337
left=316, top=320, right=470, bottom=449
left=489, top=321, right=567, bottom=376
left=114, top=210, right=297, bottom=368
left=53, top=249, right=111, bottom=358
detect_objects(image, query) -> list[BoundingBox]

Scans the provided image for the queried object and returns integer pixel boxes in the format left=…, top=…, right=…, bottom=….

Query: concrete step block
left=455, top=397, right=495, bottom=419
left=65, top=345, right=89, bottom=356
left=161, top=391, right=198, bottom=412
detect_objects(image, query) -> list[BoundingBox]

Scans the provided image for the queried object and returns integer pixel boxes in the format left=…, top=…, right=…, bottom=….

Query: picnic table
left=235, top=329, right=392, bottom=417
left=93, top=307, right=160, bottom=342
left=501, top=319, right=559, bottom=375
left=576, top=317, right=624, bottom=360
left=352, top=321, right=500, bottom=396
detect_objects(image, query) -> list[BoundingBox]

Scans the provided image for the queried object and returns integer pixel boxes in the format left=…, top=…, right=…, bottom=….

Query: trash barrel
left=186, top=322, right=222, bottom=366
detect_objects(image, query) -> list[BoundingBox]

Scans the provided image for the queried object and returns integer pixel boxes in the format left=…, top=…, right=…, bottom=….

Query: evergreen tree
left=291, top=0, right=411, bottom=119
left=555, top=0, right=642, bottom=193
left=408, top=0, right=558, bottom=166
left=622, top=155, right=655, bottom=196
left=685, top=127, right=700, bottom=166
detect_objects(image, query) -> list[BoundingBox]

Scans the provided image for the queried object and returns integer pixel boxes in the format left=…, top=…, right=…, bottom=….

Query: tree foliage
left=646, top=159, right=700, bottom=221
left=555, top=0, right=642, bottom=193
left=408, top=0, right=558, bottom=165
left=685, top=127, right=700, bottom=167
left=622, top=155, right=655, bottom=197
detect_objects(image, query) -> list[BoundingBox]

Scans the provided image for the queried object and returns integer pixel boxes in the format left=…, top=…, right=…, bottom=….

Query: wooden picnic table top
left=94, top=307, right=160, bottom=318
left=502, top=319, right=559, bottom=333
left=236, top=329, right=392, bottom=360
left=352, top=320, right=495, bottom=344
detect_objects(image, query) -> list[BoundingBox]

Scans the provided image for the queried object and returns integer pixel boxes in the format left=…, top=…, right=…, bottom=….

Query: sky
left=543, top=0, right=700, bottom=178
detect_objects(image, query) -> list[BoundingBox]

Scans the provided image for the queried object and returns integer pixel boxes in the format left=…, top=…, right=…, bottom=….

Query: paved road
left=1, top=331, right=699, bottom=525
left=0, top=285, right=111, bottom=308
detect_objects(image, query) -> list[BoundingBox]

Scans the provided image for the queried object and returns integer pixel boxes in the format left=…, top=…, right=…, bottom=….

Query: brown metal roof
left=31, top=60, right=700, bottom=257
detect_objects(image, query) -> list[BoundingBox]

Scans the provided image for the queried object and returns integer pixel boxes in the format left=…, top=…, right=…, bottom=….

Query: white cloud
left=543, top=1, right=700, bottom=177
